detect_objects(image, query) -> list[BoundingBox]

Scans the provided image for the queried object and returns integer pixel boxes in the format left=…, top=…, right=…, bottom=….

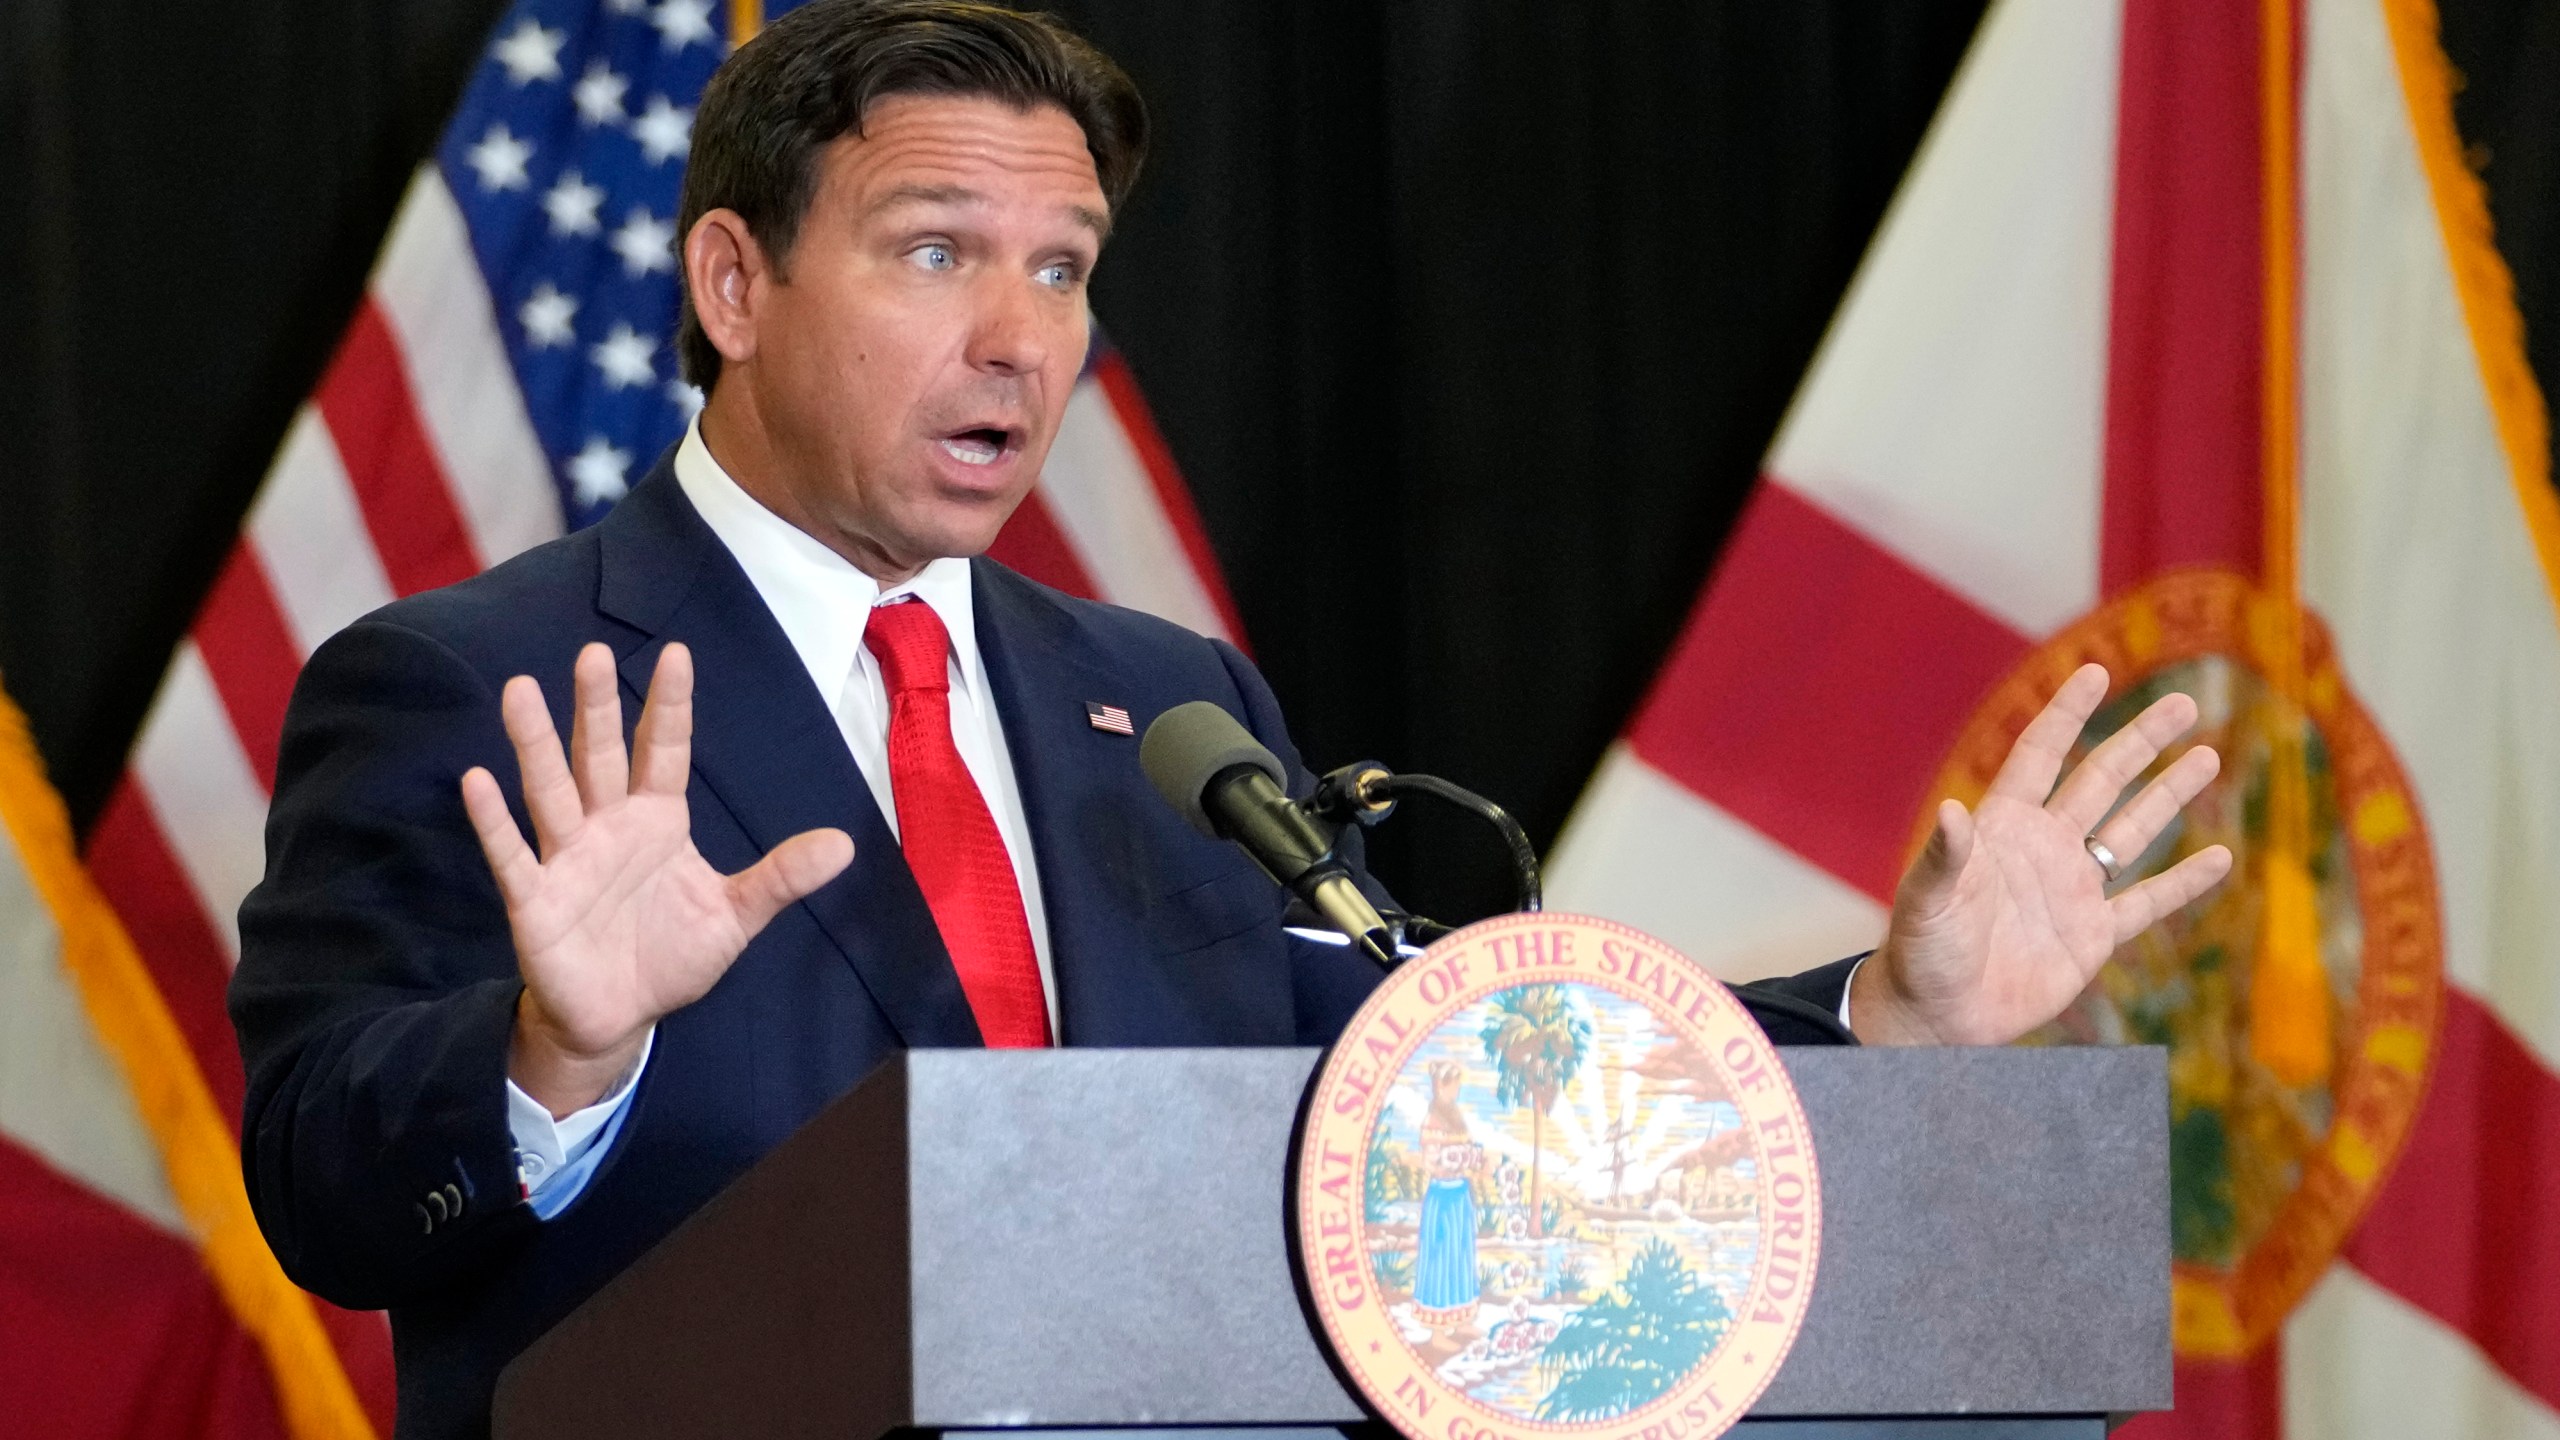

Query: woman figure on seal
left=1414, top=1060, right=1484, bottom=1334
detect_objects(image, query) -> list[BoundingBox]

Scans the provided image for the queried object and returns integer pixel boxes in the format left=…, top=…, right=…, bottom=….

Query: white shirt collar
left=671, top=419, right=980, bottom=703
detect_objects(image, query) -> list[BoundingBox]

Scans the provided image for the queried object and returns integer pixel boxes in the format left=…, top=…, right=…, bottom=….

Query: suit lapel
left=595, top=461, right=982, bottom=1048
left=971, top=560, right=1176, bottom=1045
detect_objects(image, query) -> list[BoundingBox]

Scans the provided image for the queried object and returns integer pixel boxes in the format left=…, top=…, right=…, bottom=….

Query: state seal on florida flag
left=1294, top=913, right=1819, bottom=1440
left=1925, top=572, right=2446, bottom=1359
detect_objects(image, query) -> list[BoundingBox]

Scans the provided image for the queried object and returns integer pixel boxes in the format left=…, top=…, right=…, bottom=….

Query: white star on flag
left=573, top=61, right=631, bottom=126
left=491, top=19, right=567, bottom=86
left=632, top=97, right=693, bottom=166
left=541, top=171, right=606, bottom=238
left=464, top=124, right=534, bottom=193
left=652, top=0, right=716, bottom=52
left=608, top=208, right=676, bottom=277
left=567, top=436, right=635, bottom=505
left=519, top=283, right=579, bottom=348
left=665, top=379, right=706, bottom=418
left=591, top=323, right=657, bottom=390
left=604, top=0, right=649, bottom=13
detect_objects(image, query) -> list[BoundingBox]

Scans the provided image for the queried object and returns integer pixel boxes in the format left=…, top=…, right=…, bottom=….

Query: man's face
left=720, top=93, right=1107, bottom=578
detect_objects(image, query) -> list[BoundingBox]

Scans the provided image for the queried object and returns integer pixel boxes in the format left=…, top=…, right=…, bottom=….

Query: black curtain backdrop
left=3, top=0, right=2555, bottom=926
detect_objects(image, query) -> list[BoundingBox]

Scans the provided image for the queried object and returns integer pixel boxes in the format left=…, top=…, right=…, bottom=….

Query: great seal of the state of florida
left=1295, top=912, right=1820, bottom=1440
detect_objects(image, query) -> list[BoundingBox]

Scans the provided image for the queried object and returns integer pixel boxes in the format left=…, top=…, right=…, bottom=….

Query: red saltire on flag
left=34, top=5, right=1243, bottom=1439
left=1549, top=0, right=2560, bottom=1435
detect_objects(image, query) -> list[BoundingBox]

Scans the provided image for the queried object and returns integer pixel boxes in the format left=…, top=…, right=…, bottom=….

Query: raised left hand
left=1849, top=663, right=2234, bottom=1046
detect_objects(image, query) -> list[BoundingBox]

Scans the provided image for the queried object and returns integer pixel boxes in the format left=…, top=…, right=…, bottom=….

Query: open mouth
left=937, top=426, right=1017, bottom=468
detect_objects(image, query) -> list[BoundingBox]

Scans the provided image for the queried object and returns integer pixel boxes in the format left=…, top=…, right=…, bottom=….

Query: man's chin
left=899, top=497, right=1028, bottom=567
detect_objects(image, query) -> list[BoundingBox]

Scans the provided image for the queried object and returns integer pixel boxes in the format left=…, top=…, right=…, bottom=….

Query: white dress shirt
left=510, top=422, right=1057, bottom=1214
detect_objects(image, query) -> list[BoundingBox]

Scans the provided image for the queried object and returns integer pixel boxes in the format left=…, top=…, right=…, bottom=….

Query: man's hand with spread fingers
left=1851, top=663, right=2234, bottom=1046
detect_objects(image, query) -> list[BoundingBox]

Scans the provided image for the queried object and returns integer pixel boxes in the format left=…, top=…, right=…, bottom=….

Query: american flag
left=43, top=2, right=1243, bottom=1435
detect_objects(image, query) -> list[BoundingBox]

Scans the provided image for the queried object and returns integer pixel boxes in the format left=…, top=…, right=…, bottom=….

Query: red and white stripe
left=64, top=156, right=1243, bottom=1435
left=989, top=346, right=1248, bottom=644
left=80, top=166, right=553, bottom=1437
left=1549, top=0, right=2560, bottom=1435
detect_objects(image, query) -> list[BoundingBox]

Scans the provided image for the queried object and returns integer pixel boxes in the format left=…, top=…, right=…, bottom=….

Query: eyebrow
left=864, top=182, right=1110, bottom=239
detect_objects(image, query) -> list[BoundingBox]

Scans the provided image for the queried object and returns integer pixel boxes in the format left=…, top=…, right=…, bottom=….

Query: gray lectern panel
left=907, top=1048, right=1360, bottom=1427
left=1754, top=1046, right=2171, bottom=1416
left=901, top=1046, right=2166, bottom=1425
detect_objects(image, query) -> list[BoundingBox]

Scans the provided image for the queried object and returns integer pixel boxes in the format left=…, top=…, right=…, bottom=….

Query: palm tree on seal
left=1536, top=1238, right=1730, bottom=1420
left=1480, top=985, right=1590, bottom=1239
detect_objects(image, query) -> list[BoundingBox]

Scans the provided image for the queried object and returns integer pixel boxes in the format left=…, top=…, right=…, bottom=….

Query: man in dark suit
left=230, top=4, right=2231, bottom=1437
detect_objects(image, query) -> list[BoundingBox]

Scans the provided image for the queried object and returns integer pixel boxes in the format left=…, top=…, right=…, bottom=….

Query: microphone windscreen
left=1139, top=701, right=1287, bottom=838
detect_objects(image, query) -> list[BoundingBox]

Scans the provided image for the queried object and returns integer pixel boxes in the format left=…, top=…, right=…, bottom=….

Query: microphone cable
left=1309, top=764, right=1541, bottom=917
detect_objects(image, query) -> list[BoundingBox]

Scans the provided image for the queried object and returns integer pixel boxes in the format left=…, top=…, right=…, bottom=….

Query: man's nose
left=965, top=273, right=1051, bottom=376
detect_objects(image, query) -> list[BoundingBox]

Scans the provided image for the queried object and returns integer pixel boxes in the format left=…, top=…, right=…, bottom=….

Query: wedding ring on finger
left=2084, top=835, right=2125, bottom=883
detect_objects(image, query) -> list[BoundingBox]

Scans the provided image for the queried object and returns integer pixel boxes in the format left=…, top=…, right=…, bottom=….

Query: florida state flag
left=0, top=674, right=376, bottom=1438
left=1549, top=0, right=2560, bottom=1434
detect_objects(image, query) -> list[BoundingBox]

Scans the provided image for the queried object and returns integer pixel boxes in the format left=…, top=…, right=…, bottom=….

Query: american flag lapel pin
left=1086, top=701, right=1135, bottom=735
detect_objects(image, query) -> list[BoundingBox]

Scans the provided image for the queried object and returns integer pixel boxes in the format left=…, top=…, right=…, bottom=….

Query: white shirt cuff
left=506, top=1026, right=654, bottom=1200
left=1837, top=954, right=1866, bottom=1032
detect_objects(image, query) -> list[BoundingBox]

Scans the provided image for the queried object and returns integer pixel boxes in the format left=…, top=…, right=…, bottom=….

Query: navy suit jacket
left=230, top=454, right=1856, bottom=1440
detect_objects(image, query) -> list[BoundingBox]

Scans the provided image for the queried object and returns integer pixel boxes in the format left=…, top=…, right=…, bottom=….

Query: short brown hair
left=675, top=0, right=1147, bottom=388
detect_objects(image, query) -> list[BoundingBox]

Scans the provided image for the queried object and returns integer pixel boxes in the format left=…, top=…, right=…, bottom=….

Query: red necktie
left=863, top=599, right=1052, bottom=1048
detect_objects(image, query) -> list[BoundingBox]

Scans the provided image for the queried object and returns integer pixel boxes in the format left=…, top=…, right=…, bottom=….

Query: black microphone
left=1139, top=701, right=1397, bottom=967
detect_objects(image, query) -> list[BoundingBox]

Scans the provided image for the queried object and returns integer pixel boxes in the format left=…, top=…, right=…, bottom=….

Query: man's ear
left=685, top=209, right=768, bottom=366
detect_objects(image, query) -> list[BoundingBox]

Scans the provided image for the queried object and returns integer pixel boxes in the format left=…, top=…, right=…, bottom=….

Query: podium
left=494, top=1047, right=2167, bottom=1440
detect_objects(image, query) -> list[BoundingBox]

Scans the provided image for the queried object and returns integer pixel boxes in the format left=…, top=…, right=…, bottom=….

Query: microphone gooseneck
left=1311, top=763, right=1542, bottom=915
left=1140, top=702, right=1396, bottom=967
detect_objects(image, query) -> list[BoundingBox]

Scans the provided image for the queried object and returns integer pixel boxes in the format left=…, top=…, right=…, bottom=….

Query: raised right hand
left=460, top=641, right=854, bottom=1116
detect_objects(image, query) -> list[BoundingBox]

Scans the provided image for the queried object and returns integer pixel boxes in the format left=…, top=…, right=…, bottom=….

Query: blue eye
left=1037, top=262, right=1078, bottom=289
left=911, top=243, right=955, bottom=271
